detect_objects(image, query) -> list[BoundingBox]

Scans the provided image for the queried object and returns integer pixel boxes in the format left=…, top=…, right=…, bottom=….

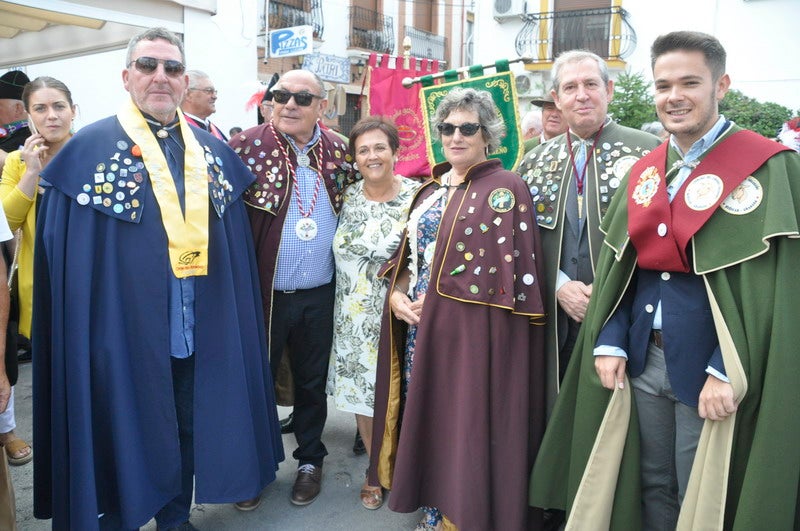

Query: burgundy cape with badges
left=229, top=123, right=351, bottom=402
left=33, top=115, right=284, bottom=530
left=370, top=159, right=547, bottom=531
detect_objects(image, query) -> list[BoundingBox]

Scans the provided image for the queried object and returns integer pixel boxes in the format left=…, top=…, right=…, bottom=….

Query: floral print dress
left=402, top=195, right=445, bottom=397
left=327, top=177, right=419, bottom=416
left=404, top=194, right=446, bottom=530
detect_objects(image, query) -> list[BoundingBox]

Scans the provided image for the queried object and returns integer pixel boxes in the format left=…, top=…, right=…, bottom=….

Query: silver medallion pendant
left=296, top=153, right=311, bottom=167
left=295, top=217, right=318, bottom=240
left=156, top=129, right=169, bottom=139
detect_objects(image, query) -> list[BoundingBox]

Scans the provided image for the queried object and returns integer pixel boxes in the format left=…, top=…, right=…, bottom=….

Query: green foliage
left=608, top=71, right=794, bottom=139
left=718, top=89, right=794, bottom=138
left=608, top=70, right=656, bottom=129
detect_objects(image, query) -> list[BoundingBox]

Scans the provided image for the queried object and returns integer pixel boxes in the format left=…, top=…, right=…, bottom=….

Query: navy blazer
left=597, top=268, right=725, bottom=406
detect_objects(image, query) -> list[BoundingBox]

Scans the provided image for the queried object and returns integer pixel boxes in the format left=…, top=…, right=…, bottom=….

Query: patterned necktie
left=574, top=141, right=587, bottom=220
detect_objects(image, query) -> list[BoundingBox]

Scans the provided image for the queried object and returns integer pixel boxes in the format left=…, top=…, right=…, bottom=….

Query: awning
left=0, top=0, right=217, bottom=68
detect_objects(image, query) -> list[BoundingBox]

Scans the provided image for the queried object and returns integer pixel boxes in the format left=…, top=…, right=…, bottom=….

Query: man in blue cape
left=32, top=27, right=283, bottom=530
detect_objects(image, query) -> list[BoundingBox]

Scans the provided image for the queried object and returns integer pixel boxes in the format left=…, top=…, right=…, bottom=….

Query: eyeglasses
left=189, top=87, right=218, bottom=95
left=271, top=89, right=321, bottom=107
left=436, top=122, right=485, bottom=137
left=128, top=57, right=186, bottom=77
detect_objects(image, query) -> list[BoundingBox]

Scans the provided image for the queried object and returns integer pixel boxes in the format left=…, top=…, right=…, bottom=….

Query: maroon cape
left=370, top=159, right=547, bottom=530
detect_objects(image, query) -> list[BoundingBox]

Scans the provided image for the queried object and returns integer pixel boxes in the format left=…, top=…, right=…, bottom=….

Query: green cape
left=530, top=127, right=800, bottom=530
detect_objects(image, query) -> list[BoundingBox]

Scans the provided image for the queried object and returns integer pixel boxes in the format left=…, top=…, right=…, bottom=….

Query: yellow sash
left=117, top=99, right=209, bottom=277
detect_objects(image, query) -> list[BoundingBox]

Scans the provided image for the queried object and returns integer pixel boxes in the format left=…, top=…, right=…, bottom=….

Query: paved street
left=10, top=362, right=419, bottom=530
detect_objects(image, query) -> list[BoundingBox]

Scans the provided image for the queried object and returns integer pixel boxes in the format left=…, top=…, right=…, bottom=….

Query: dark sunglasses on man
left=271, top=89, right=322, bottom=107
left=436, top=122, right=485, bottom=137
left=129, top=56, right=186, bottom=77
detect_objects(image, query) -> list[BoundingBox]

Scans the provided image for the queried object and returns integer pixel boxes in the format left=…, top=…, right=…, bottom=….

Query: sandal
left=361, top=467, right=383, bottom=510
left=4, top=437, right=32, bottom=466
left=360, top=483, right=383, bottom=510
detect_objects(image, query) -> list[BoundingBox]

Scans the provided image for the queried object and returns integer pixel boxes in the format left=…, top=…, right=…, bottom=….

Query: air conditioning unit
left=514, top=71, right=543, bottom=98
left=493, top=0, right=526, bottom=21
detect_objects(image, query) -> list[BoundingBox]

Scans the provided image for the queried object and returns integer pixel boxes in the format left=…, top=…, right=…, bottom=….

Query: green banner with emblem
left=419, top=67, right=524, bottom=171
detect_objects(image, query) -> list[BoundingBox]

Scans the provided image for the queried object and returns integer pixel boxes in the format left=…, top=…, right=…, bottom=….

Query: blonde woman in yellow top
left=0, top=76, right=75, bottom=465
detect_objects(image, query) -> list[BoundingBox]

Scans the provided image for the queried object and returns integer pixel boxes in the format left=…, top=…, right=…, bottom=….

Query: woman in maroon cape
left=370, top=87, right=547, bottom=531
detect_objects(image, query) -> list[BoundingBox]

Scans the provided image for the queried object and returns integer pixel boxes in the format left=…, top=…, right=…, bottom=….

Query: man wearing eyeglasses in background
left=181, top=70, right=227, bottom=141
left=229, top=69, right=353, bottom=511
left=31, top=27, right=283, bottom=530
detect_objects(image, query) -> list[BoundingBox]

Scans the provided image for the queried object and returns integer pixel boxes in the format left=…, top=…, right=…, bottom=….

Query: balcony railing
left=515, top=7, right=636, bottom=63
left=269, top=0, right=324, bottom=39
left=348, top=6, right=394, bottom=54
left=404, top=26, right=446, bottom=63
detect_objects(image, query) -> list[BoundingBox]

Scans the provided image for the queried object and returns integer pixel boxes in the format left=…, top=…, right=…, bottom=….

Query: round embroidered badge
left=613, top=155, right=639, bottom=179
left=720, top=176, right=762, bottom=215
left=684, top=174, right=724, bottom=211
left=488, top=188, right=515, bottom=213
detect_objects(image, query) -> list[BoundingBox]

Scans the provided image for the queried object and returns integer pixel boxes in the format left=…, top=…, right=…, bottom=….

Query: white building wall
left=19, top=1, right=259, bottom=133
left=473, top=0, right=799, bottom=111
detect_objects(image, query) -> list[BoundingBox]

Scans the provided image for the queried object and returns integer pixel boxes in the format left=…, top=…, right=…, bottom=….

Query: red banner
left=366, top=54, right=438, bottom=179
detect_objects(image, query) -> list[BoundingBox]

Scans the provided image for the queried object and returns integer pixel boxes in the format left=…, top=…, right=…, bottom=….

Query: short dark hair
left=348, top=116, right=400, bottom=158
left=126, top=27, right=185, bottom=65
left=21, top=76, right=74, bottom=111
left=651, top=31, right=726, bottom=81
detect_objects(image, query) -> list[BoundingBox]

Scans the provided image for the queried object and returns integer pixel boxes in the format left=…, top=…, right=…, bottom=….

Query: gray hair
left=640, top=121, right=666, bottom=137
left=551, top=49, right=609, bottom=93
left=186, top=70, right=210, bottom=89
left=126, top=27, right=185, bottom=65
left=432, top=87, right=505, bottom=153
left=521, top=108, right=542, bottom=135
left=274, top=69, right=327, bottom=99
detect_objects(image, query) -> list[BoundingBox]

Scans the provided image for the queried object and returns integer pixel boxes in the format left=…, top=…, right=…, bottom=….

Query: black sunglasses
left=436, top=122, right=485, bottom=137
left=129, top=57, right=186, bottom=77
left=271, top=89, right=321, bottom=107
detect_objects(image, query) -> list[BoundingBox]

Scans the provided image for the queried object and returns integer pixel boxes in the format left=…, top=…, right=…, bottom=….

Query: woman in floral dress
left=327, top=117, right=419, bottom=510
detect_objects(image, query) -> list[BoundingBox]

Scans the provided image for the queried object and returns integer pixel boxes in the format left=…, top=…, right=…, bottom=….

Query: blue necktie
left=574, top=140, right=587, bottom=180
left=574, top=141, right=587, bottom=227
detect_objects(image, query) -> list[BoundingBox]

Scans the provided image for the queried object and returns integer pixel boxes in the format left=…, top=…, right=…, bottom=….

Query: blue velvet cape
left=32, top=115, right=284, bottom=530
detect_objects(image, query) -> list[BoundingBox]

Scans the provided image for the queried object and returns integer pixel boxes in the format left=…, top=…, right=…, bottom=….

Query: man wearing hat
left=0, top=70, right=31, bottom=172
left=0, top=69, right=33, bottom=470
left=257, top=73, right=279, bottom=125
left=522, top=93, right=568, bottom=152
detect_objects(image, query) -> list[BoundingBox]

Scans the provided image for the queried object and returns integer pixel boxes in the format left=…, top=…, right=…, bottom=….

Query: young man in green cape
left=530, top=30, right=799, bottom=530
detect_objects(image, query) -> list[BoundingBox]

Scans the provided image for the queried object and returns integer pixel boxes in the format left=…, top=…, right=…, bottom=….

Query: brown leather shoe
left=290, top=464, right=322, bottom=506
left=234, top=493, right=261, bottom=511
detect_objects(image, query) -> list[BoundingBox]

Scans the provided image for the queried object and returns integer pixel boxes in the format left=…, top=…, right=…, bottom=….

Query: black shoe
left=280, top=413, right=294, bottom=434
left=542, top=508, right=565, bottom=531
left=17, top=348, right=31, bottom=364
left=353, top=430, right=366, bottom=455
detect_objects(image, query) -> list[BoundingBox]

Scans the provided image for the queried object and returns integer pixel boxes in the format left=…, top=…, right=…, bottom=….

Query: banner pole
left=402, top=55, right=532, bottom=88
left=402, top=36, right=412, bottom=70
